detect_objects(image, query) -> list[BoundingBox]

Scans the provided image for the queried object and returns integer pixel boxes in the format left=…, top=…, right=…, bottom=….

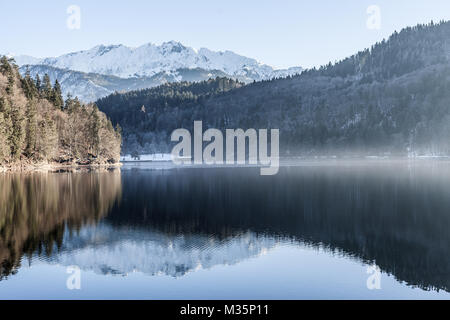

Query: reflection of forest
left=1, top=164, right=449, bottom=294
left=109, top=165, right=450, bottom=292
left=0, top=170, right=122, bottom=279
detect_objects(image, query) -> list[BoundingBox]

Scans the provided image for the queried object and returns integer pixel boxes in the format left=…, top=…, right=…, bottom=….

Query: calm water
left=0, top=161, right=449, bottom=299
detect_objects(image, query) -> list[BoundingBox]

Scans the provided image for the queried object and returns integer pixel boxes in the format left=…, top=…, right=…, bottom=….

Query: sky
left=2, top=0, right=450, bottom=69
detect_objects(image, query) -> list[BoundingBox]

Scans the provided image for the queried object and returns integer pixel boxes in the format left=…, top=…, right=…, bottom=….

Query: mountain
left=12, top=42, right=302, bottom=102
left=19, top=64, right=230, bottom=102
left=9, top=54, right=41, bottom=66
left=15, top=41, right=301, bottom=80
left=97, top=21, right=450, bottom=157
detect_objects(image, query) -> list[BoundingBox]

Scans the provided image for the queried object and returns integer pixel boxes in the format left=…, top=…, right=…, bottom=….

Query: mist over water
left=0, top=161, right=449, bottom=299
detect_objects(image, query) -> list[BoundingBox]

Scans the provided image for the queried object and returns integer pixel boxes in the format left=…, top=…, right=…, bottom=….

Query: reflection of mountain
left=2, top=164, right=450, bottom=293
left=104, top=165, right=450, bottom=292
left=0, top=170, right=122, bottom=279
left=45, top=225, right=278, bottom=277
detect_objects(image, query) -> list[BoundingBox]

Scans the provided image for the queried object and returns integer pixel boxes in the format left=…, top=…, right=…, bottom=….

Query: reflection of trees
left=2, top=164, right=449, bottom=293
left=108, top=165, right=450, bottom=292
left=0, top=170, right=122, bottom=279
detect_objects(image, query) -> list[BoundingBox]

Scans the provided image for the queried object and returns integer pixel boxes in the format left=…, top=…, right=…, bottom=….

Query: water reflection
left=47, top=226, right=278, bottom=277
left=0, top=170, right=122, bottom=279
left=0, top=162, right=449, bottom=294
left=108, top=164, right=450, bottom=292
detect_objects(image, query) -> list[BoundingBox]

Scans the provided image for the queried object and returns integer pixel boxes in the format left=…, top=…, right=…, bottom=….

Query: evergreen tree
left=21, top=69, right=38, bottom=100
left=0, top=56, right=12, bottom=75
left=52, top=80, right=64, bottom=110
left=63, top=93, right=73, bottom=112
left=6, top=72, right=15, bottom=95
left=35, top=74, right=41, bottom=97
left=42, top=74, right=52, bottom=100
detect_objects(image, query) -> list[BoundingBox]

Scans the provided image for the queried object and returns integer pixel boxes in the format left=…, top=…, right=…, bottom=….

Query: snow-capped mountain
left=13, top=41, right=302, bottom=102
left=15, top=41, right=301, bottom=80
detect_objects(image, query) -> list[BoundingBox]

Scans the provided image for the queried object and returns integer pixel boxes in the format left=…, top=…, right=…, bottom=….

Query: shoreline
left=0, top=162, right=123, bottom=173
left=4, top=156, right=450, bottom=173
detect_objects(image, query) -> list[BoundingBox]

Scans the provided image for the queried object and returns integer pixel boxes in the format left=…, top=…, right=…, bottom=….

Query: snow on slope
left=12, top=42, right=302, bottom=102
left=19, top=65, right=114, bottom=102
left=14, top=41, right=302, bottom=81
left=19, top=64, right=229, bottom=102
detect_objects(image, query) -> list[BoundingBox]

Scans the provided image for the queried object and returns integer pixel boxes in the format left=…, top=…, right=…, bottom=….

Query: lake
left=0, top=161, right=449, bottom=299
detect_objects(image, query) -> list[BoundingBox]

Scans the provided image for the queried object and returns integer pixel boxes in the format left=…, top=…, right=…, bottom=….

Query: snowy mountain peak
left=12, top=42, right=302, bottom=102
left=94, top=44, right=125, bottom=56
left=14, top=41, right=302, bottom=80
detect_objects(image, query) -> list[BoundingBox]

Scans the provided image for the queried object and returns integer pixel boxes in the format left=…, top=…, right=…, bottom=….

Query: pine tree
left=35, top=74, right=41, bottom=97
left=0, top=56, right=12, bottom=75
left=6, top=72, right=15, bottom=95
left=21, top=69, right=38, bottom=100
left=63, top=93, right=73, bottom=112
left=52, top=80, right=64, bottom=110
left=42, top=74, right=52, bottom=100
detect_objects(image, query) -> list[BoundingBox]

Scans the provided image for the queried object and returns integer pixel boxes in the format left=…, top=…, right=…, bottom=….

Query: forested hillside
left=97, top=21, right=450, bottom=157
left=0, top=57, right=121, bottom=169
left=97, top=77, right=242, bottom=155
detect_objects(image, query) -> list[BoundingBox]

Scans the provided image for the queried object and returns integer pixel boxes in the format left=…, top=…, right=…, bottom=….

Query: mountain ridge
left=12, top=41, right=302, bottom=102
left=13, top=41, right=302, bottom=79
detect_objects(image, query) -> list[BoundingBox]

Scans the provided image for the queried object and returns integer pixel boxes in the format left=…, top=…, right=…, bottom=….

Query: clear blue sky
left=2, top=0, right=450, bottom=69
